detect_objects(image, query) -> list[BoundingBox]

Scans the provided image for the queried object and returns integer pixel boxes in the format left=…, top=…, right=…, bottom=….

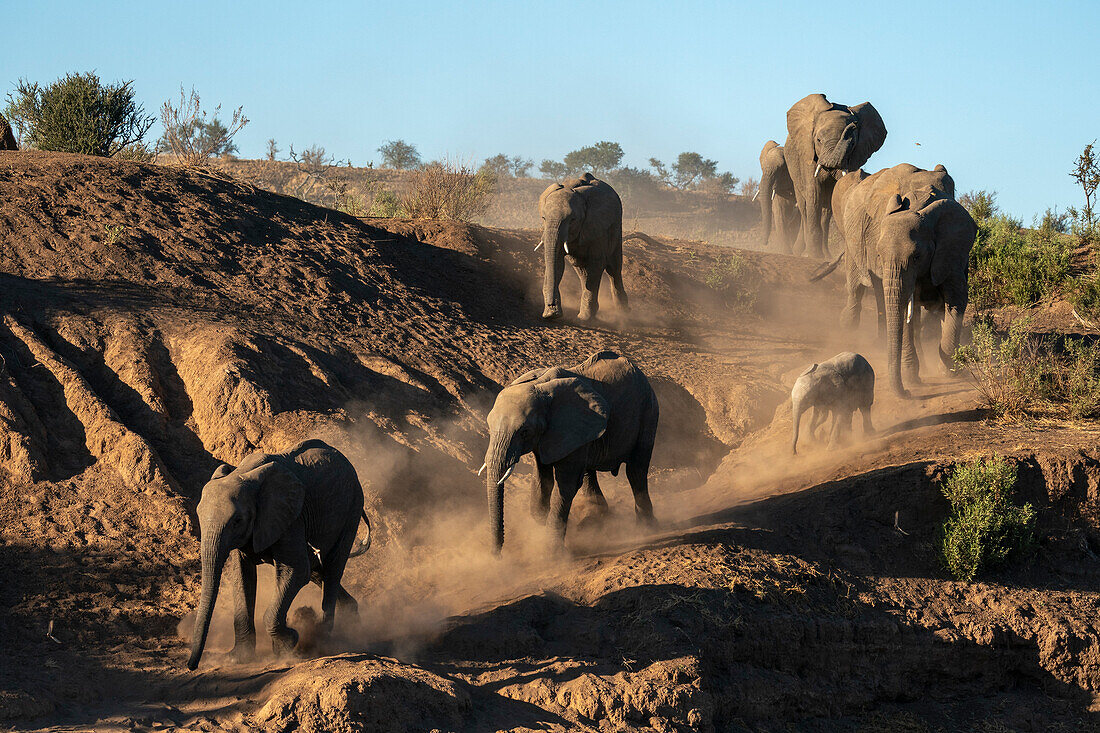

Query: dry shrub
left=159, top=87, right=247, bottom=168
left=400, top=160, right=496, bottom=221
left=955, top=316, right=1100, bottom=420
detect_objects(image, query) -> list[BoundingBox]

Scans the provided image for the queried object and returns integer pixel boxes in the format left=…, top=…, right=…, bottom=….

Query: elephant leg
left=860, top=405, right=876, bottom=437
left=265, top=530, right=311, bottom=656
left=550, top=463, right=585, bottom=544
left=802, top=194, right=824, bottom=259
left=820, top=207, right=833, bottom=258
left=576, top=264, right=603, bottom=321
left=581, top=470, right=609, bottom=515
left=606, top=230, right=629, bottom=312
left=871, top=274, right=886, bottom=339
left=626, top=457, right=656, bottom=526
left=227, top=549, right=257, bottom=663
left=531, top=457, right=554, bottom=522
left=809, top=406, right=827, bottom=441
left=319, top=523, right=358, bottom=635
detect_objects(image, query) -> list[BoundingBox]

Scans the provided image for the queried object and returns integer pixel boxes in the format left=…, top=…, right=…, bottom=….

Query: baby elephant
left=791, top=352, right=875, bottom=454
left=187, top=439, right=371, bottom=670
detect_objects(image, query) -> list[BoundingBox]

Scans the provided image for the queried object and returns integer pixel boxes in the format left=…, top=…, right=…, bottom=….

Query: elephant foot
left=269, top=626, right=300, bottom=657
left=230, top=638, right=257, bottom=664
left=636, top=511, right=658, bottom=529
left=541, top=305, right=563, bottom=320
left=904, top=370, right=923, bottom=386
left=577, top=310, right=596, bottom=322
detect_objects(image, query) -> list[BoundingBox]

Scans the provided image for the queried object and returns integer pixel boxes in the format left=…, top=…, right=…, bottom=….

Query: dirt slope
left=2, top=151, right=1100, bottom=732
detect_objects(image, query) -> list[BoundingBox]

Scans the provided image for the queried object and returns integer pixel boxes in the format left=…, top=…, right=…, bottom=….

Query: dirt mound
left=254, top=654, right=471, bottom=733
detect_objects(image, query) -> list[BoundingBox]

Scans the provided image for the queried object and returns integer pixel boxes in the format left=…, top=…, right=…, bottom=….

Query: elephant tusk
left=497, top=464, right=516, bottom=485
left=477, top=462, right=486, bottom=476
left=534, top=240, right=542, bottom=252
left=814, top=164, right=822, bottom=178
left=563, top=242, right=570, bottom=255
left=751, top=190, right=759, bottom=203
left=771, top=190, right=776, bottom=200
left=907, top=294, right=915, bottom=324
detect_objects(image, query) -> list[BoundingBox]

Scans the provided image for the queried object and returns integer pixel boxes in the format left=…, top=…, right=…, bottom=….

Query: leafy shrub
left=480, top=153, right=532, bottom=178
left=1043, top=337, right=1100, bottom=419
left=370, top=189, right=401, bottom=217
left=704, top=252, right=757, bottom=311
left=561, top=141, right=624, bottom=176
left=954, top=317, right=1042, bottom=418
left=4, top=72, right=154, bottom=157
left=959, top=189, right=999, bottom=221
left=968, top=215, right=1072, bottom=308
left=159, top=87, right=247, bottom=167
left=940, top=456, right=1035, bottom=581
left=378, top=139, right=420, bottom=170
left=539, top=159, right=568, bottom=179
left=400, top=160, right=496, bottom=221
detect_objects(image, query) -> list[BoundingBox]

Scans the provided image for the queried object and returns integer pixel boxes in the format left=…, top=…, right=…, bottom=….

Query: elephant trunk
left=187, top=534, right=227, bottom=670
left=819, top=123, right=857, bottom=171
left=759, top=170, right=775, bottom=249
left=484, top=434, right=514, bottom=553
left=541, top=220, right=568, bottom=318
left=883, top=268, right=909, bottom=396
left=791, top=396, right=805, bottom=454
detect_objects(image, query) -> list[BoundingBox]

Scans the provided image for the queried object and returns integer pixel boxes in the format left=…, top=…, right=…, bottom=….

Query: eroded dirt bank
left=1, top=152, right=1099, bottom=731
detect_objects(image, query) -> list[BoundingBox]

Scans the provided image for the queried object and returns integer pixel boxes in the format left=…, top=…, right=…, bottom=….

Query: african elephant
left=791, top=352, right=875, bottom=454
left=537, top=172, right=628, bottom=321
left=187, top=439, right=371, bottom=670
left=481, top=350, right=658, bottom=551
left=785, top=94, right=888, bottom=258
left=757, top=141, right=803, bottom=254
left=0, top=115, right=16, bottom=151
left=826, top=163, right=977, bottom=396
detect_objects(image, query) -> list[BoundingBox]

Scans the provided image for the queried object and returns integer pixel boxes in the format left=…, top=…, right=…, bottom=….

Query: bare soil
left=1, top=151, right=1100, bottom=732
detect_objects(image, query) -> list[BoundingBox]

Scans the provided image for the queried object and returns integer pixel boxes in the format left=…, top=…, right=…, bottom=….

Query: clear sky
left=5, top=1, right=1098, bottom=218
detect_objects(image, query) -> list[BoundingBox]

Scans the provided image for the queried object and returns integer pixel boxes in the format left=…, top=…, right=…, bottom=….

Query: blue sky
left=5, top=1, right=1098, bottom=217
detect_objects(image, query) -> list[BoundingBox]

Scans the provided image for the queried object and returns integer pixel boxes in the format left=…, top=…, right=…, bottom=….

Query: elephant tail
left=348, top=509, right=372, bottom=558
left=809, top=252, right=844, bottom=282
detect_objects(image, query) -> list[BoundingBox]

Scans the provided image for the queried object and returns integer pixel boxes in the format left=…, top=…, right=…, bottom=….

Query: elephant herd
left=184, top=92, right=976, bottom=670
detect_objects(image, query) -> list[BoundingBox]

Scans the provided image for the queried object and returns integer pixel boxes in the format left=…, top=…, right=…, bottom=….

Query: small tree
left=562, top=141, right=623, bottom=176
left=510, top=155, right=533, bottom=177
left=739, top=177, right=759, bottom=199
left=159, top=87, right=247, bottom=167
left=481, top=153, right=511, bottom=178
left=378, top=139, right=420, bottom=169
left=672, top=152, right=717, bottom=189
left=648, top=158, right=672, bottom=186
left=4, top=72, right=154, bottom=157
left=266, top=138, right=279, bottom=161
left=539, top=159, right=568, bottom=179
left=1069, top=141, right=1100, bottom=231
left=959, top=190, right=999, bottom=221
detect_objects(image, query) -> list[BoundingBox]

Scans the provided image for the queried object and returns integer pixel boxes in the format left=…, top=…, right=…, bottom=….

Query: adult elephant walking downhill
left=785, top=94, right=887, bottom=258
left=757, top=140, right=803, bottom=253
left=823, top=163, right=977, bottom=397
left=537, top=173, right=628, bottom=321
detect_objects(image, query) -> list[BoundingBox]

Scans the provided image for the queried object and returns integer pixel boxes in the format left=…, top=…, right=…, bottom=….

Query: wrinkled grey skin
left=791, top=352, right=875, bottom=454
left=828, top=163, right=977, bottom=397
left=0, top=115, right=17, bottom=151
left=187, top=439, right=370, bottom=670
left=538, top=173, right=628, bottom=321
left=785, top=94, right=888, bottom=259
left=483, top=350, right=658, bottom=551
left=758, top=141, right=803, bottom=254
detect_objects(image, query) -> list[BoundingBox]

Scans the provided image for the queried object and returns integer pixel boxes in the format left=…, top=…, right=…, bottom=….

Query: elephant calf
left=791, top=352, right=875, bottom=454
left=187, top=439, right=371, bottom=670
left=482, top=350, right=658, bottom=551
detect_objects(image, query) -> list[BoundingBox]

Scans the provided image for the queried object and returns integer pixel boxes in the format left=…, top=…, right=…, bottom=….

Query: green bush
left=4, top=72, right=154, bottom=157
left=704, top=252, right=757, bottom=311
left=1043, top=337, right=1100, bottom=419
left=940, top=456, right=1035, bottom=581
left=954, top=317, right=1043, bottom=417
left=968, top=215, right=1072, bottom=308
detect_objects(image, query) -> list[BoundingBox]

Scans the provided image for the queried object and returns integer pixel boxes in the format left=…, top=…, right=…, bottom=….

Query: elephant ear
left=925, top=199, right=978, bottom=287
left=509, top=367, right=550, bottom=386
left=799, top=363, right=819, bottom=378
left=848, top=102, right=887, bottom=170
left=536, top=377, right=610, bottom=464
left=786, top=94, right=831, bottom=139
left=210, top=463, right=234, bottom=481
left=245, top=461, right=305, bottom=553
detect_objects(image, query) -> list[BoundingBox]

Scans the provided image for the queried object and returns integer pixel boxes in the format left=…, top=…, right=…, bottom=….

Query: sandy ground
left=1, top=151, right=1100, bottom=731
